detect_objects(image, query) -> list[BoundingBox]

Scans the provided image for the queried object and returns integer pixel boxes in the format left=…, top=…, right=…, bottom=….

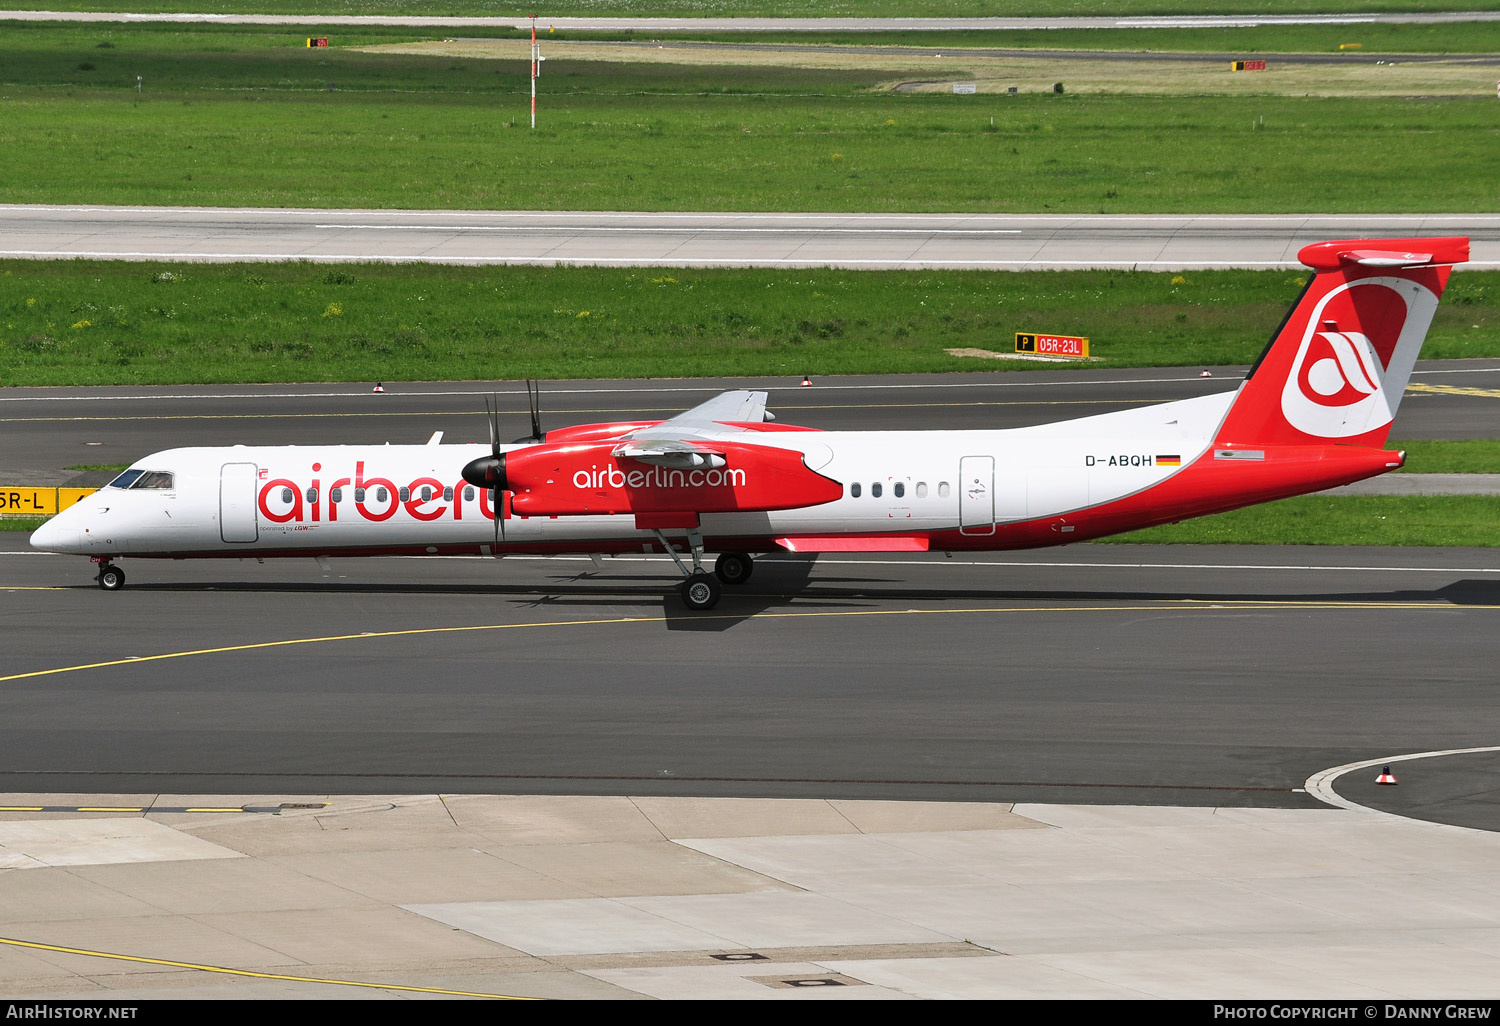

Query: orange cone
left=373, top=382, right=385, bottom=393
left=801, top=376, right=812, bottom=387
left=1376, top=765, right=1398, bottom=785
left=1199, top=370, right=1212, bottom=378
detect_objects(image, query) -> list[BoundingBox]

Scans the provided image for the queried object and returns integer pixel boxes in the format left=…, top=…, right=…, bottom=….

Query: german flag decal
left=1156, top=455, right=1182, bottom=466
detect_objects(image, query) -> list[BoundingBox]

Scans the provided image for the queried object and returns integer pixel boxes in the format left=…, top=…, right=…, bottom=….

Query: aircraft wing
left=626, top=390, right=773, bottom=440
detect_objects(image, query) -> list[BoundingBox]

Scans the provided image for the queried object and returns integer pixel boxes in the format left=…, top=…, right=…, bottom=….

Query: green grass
left=1392, top=440, right=1500, bottom=475
left=3, top=261, right=1496, bottom=385
left=1, top=23, right=1497, bottom=213
left=15, top=2, right=1500, bottom=18
left=1104, top=495, right=1500, bottom=546
left=0, top=518, right=46, bottom=532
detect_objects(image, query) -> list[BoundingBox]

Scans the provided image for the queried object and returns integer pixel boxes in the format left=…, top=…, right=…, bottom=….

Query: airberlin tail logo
left=1279, top=277, right=1436, bottom=439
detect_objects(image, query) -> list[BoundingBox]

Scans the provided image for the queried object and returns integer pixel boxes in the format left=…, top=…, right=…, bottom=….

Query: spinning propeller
left=461, top=381, right=545, bottom=545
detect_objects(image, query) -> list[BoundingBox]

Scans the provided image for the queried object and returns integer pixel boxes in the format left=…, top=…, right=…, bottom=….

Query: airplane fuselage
left=34, top=390, right=1399, bottom=561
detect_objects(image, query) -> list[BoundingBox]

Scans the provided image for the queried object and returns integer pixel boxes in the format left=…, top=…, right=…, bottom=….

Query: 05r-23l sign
left=1015, top=332, right=1090, bottom=358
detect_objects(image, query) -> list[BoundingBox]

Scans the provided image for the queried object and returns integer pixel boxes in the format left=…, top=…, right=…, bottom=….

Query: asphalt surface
left=1, top=371, right=1498, bottom=831
left=3, top=363, right=1498, bottom=484
left=2, top=538, right=1498, bottom=824
left=7, top=207, right=1500, bottom=270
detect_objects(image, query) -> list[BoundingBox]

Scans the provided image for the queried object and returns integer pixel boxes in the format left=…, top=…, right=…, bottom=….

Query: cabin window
left=420, top=486, right=433, bottom=502
left=376, top=487, right=388, bottom=503
left=354, top=487, right=366, bottom=502
left=399, top=487, right=411, bottom=502
left=108, top=469, right=144, bottom=490
left=280, top=487, right=294, bottom=503
left=330, top=487, right=343, bottom=503
left=443, top=486, right=453, bottom=502
left=893, top=482, right=905, bottom=498
left=916, top=482, right=928, bottom=499
left=938, top=482, right=951, bottom=498
left=849, top=482, right=862, bottom=498
left=463, top=486, right=475, bottom=502
left=305, top=487, right=317, bottom=504
left=871, top=482, right=883, bottom=498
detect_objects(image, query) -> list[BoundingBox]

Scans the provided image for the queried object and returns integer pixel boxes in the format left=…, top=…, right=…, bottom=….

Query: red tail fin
left=1214, top=237, right=1468, bottom=449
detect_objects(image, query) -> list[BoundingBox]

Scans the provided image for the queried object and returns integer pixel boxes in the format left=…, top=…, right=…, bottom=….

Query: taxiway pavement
left=6, top=207, right=1499, bottom=270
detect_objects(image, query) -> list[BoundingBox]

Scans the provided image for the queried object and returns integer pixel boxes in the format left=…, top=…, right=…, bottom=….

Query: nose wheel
left=96, top=563, right=125, bottom=591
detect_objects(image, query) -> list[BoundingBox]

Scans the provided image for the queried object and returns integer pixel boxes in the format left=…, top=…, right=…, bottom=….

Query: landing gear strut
left=93, top=559, right=125, bottom=591
left=652, top=528, right=724, bottom=611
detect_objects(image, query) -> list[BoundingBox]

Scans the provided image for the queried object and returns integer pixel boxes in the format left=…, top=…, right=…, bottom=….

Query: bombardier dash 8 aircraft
left=31, top=237, right=1468, bottom=610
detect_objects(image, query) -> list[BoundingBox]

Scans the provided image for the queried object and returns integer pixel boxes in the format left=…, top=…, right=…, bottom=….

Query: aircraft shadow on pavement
left=97, top=572, right=1500, bottom=622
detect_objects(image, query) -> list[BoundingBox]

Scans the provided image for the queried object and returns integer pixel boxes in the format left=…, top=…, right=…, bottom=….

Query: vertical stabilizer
left=1214, top=237, right=1468, bottom=448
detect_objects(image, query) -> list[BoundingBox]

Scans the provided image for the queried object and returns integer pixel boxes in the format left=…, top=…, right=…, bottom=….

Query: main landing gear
left=92, top=558, right=125, bottom=591
left=651, top=530, right=754, bottom=611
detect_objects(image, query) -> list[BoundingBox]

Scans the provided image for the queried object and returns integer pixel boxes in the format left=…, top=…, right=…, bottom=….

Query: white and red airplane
left=31, top=236, right=1468, bottom=609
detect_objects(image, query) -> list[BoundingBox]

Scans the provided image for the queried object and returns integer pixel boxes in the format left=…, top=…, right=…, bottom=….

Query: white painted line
left=1304, top=746, right=1500, bottom=820
left=0, top=250, right=1331, bottom=268
left=0, top=375, right=1229, bottom=403
left=315, top=225, right=1026, bottom=235
left=7, top=250, right=1498, bottom=271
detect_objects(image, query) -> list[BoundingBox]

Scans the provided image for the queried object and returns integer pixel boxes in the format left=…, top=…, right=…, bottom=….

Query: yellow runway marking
left=0, top=936, right=537, bottom=999
left=1406, top=382, right=1500, bottom=400
left=0, top=601, right=1486, bottom=685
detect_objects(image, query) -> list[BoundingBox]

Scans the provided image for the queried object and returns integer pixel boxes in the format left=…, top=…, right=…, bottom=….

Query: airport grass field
left=21, top=1, right=1500, bottom=18
left=2, top=23, right=1498, bottom=213
left=4, top=261, right=1498, bottom=385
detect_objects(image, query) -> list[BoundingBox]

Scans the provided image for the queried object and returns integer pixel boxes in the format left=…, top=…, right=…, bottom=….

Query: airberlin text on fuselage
left=254, top=460, right=754, bottom=524
left=573, top=465, right=747, bottom=490
left=257, top=461, right=492, bottom=524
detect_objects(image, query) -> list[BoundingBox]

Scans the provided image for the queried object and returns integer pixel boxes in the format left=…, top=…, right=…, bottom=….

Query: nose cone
left=30, top=512, right=79, bottom=553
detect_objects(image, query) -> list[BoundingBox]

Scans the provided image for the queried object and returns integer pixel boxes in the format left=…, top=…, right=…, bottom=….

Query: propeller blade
left=528, top=378, right=543, bottom=442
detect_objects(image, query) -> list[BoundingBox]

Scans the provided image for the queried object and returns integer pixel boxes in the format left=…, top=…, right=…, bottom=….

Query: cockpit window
left=107, top=469, right=145, bottom=489
left=108, top=469, right=174, bottom=490
left=134, top=471, right=175, bottom=490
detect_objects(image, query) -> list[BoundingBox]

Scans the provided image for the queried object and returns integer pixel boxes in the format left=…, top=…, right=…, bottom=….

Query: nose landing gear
left=92, top=558, right=125, bottom=591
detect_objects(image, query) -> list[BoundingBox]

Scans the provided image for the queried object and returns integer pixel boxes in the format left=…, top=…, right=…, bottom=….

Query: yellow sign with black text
left=0, top=487, right=96, bottom=516
left=1015, top=332, right=1090, bottom=359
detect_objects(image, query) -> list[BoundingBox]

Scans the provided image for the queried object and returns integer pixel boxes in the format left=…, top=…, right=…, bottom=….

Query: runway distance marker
left=0, top=601, right=1488, bottom=686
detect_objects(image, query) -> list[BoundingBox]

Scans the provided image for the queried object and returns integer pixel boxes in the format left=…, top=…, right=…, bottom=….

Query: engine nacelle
left=504, top=440, right=842, bottom=517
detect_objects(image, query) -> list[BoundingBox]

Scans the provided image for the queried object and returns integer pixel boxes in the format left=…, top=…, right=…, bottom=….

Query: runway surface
left=6, top=207, right=1500, bottom=270
left=3, top=363, right=1499, bottom=484
left=3, top=537, right=1499, bottom=828
left=2, top=371, right=1498, bottom=831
